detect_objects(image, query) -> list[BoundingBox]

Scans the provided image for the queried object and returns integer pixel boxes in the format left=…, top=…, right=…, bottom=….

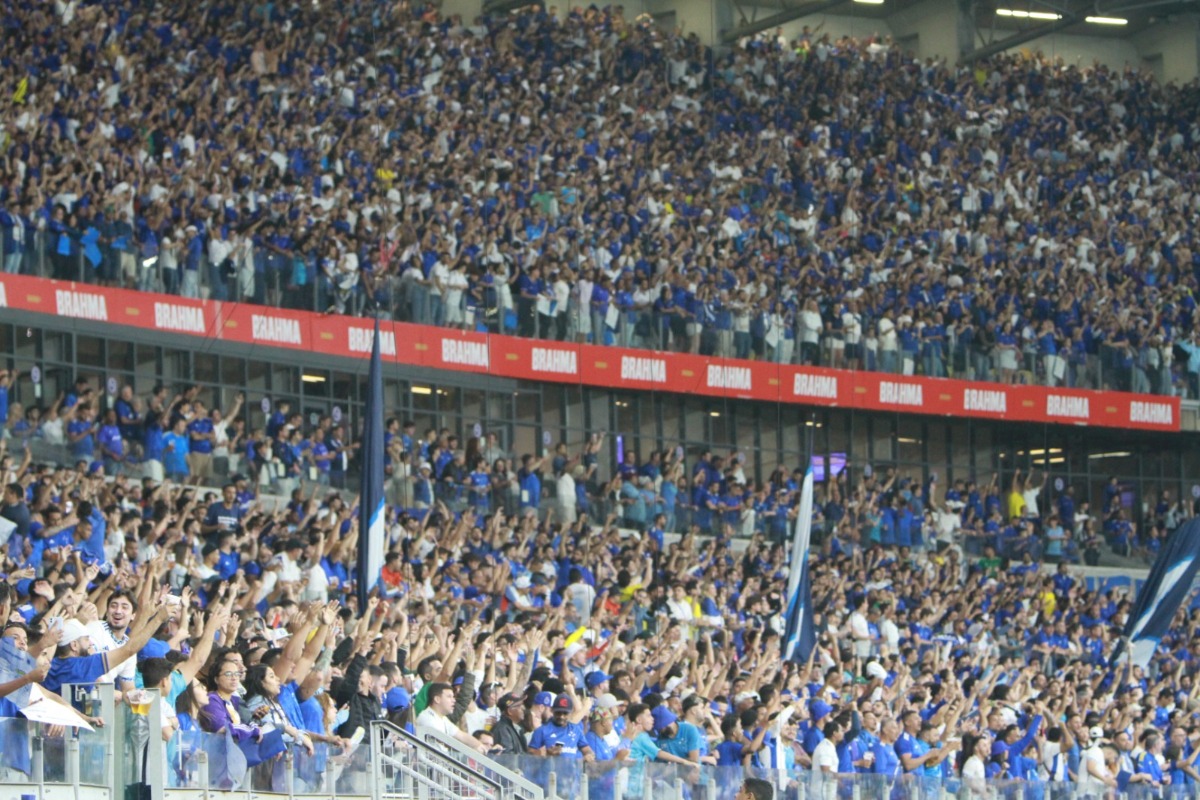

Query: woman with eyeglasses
left=198, top=653, right=263, bottom=744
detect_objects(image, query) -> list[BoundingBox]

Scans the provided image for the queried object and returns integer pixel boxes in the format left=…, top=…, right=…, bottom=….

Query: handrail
left=372, top=720, right=506, bottom=800
left=412, top=726, right=544, bottom=800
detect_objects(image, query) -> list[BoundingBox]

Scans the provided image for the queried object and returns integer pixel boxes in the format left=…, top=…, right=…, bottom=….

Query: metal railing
left=412, top=726, right=543, bottom=800
left=372, top=721, right=513, bottom=800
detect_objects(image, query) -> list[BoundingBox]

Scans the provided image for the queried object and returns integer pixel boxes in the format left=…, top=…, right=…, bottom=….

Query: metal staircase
left=369, top=722, right=543, bottom=800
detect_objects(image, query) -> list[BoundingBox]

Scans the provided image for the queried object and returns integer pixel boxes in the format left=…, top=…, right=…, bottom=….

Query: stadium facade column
left=442, top=0, right=484, bottom=24
left=648, top=0, right=734, bottom=47
left=886, top=0, right=962, bottom=64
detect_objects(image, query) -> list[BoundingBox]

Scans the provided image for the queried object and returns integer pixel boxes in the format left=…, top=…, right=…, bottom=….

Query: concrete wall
left=1134, top=16, right=1200, bottom=83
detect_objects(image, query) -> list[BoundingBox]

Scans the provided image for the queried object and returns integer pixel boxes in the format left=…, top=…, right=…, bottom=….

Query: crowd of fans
left=2, top=1, right=1200, bottom=397
left=2, top=0, right=1200, bottom=793
left=0, top=373, right=1197, bottom=796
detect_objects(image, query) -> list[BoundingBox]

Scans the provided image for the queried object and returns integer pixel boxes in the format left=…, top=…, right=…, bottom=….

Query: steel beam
left=720, top=0, right=851, bottom=42
left=960, top=14, right=1078, bottom=61
left=482, top=0, right=543, bottom=14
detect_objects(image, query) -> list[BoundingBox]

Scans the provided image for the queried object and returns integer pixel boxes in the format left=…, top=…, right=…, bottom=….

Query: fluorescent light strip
left=1086, top=15, right=1127, bottom=24
left=996, top=8, right=1062, bottom=19
left=854, top=0, right=885, bottom=5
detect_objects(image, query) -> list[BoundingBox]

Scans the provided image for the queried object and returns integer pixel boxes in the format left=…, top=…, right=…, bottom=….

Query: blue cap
left=652, top=705, right=678, bottom=734
left=585, top=672, right=613, bottom=690
left=14, top=579, right=31, bottom=597
left=810, top=700, right=833, bottom=722
left=533, top=691, right=554, bottom=707
left=991, top=741, right=1008, bottom=757
left=88, top=462, right=104, bottom=474
left=139, top=638, right=171, bottom=659
left=385, top=687, right=411, bottom=712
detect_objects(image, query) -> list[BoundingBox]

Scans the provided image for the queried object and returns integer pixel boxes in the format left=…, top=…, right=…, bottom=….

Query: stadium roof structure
left=720, top=0, right=1196, bottom=60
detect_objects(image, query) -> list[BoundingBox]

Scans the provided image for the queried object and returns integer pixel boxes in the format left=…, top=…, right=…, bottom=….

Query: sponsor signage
left=0, top=274, right=1181, bottom=432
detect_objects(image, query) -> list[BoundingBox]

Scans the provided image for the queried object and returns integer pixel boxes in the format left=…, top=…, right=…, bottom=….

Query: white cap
left=563, top=643, right=585, bottom=660
left=60, top=619, right=90, bottom=646
left=866, top=662, right=888, bottom=680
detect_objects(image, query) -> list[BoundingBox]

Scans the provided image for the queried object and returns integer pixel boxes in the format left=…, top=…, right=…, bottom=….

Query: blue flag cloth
left=1115, top=517, right=1200, bottom=666
left=782, top=469, right=816, bottom=663
left=357, top=319, right=386, bottom=609
left=200, top=727, right=249, bottom=790
left=239, top=728, right=287, bottom=768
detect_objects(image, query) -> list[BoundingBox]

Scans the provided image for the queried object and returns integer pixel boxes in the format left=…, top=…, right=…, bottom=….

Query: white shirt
left=813, top=738, right=839, bottom=776
left=1079, top=745, right=1109, bottom=790
left=416, top=707, right=460, bottom=739
left=86, top=620, right=136, bottom=685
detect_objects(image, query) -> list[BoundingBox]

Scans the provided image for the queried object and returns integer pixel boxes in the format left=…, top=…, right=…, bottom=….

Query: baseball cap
left=497, top=693, right=523, bottom=712
left=595, top=693, right=621, bottom=710
left=385, top=687, right=412, bottom=712
left=810, top=700, right=833, bottom=722
left=563, top=643, right=585, bottom=660
left=866, top=662, right=888, bottom=680
left=651, top=705, right=678, bottom=734
left=585, top=671, right=612, bottom=690
left=60, top=619, right=90, bottom=646
left=531, top=666, right=554, bottom=683
left=551, top=695, right=573, bottom=712
left=1089, top=726, right=1105, bottom=742
left=533, top=691, right=555, bottom=707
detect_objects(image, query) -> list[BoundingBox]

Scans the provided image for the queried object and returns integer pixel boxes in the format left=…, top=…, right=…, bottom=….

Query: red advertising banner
left=0, top=274, right=1181, bottom=432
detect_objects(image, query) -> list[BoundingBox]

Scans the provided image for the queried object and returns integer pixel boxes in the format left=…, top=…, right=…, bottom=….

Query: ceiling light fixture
left=996, top=8, right=1063, bottom=19
left=1085, top=15, right=1127, bottom=23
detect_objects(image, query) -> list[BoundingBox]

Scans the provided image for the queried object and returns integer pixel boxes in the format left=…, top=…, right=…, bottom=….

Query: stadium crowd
left=0, top=375, right=1197, bottom=797
left=2, top=0, right=1200, bottom=397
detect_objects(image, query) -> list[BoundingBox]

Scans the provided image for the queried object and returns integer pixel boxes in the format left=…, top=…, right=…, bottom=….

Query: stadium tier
left=2, top=0, right=1200, bottom=798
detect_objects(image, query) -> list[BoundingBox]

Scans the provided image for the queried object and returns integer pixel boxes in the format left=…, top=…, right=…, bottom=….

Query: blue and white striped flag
left=357, top=319, right=387, bottom=609
left=782, top=468, right=816, bottom=663
left=1114, top=518, right=1200, bottom=667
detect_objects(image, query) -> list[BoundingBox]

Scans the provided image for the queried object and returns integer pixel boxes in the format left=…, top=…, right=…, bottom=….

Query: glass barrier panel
left=0, top=718, right=34, bottom=781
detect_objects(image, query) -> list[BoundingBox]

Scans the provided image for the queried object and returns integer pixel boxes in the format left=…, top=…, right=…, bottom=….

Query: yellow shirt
left=1008, top=491, right=1026, bottom=521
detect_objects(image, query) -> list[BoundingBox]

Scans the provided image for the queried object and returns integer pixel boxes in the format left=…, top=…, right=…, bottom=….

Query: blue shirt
left=204, top=502, right=242, bottom=535
left=44, top=652, right=109, bottom=696
left=622, top=732, right=660, bottom=762
left=518, top=468, right=541, bottom=510
left=163, top=431, right=189, bottom=473
left=657, top=721, right=704, bottom=759
left=188, top=418, right=215, bottom=454
left=873, top=741, right=901, bottom=778
left=68, top=420, right=95, bottom=458
left=583, top=731, right=617, bottom=761
left=528, top=720, right=588, bottom=758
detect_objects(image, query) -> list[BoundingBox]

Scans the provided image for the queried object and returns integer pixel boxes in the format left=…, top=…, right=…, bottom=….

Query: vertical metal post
left=97, top=683, right=118, bottom=800
left=368, top=723, right=381, bottom=800
left=69, top=737, right=80, bottom=800
left=197, top=750, right=210, bottom=800
left=285, top=749, right=296, bottom=800
left=33, top=736, right=44, bottom=800
left=580, top=771, right=589, bottom=800
left=145, top=689, right=166, bottom=800
left=674, top=778, right=684, bottom=800
left=548, top=771, right=558, bottom=800
left=643, top=767, right=653, bottom=800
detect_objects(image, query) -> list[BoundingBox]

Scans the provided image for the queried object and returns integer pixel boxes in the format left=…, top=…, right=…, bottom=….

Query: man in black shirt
left=491, top=693, right=529, bottom=755
left=1, top=482, right=30, bottom=550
